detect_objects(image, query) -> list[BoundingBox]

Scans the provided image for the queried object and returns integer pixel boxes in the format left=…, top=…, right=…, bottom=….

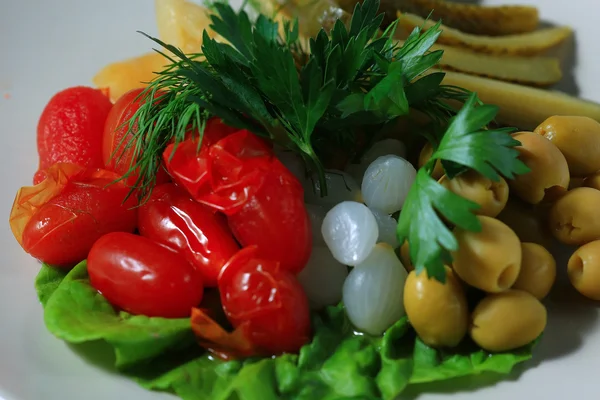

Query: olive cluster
left=400, top=116, right=600, bottom=352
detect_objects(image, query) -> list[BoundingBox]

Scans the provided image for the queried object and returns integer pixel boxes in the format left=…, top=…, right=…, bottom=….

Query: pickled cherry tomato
left=138, top=183, right=239, bottom=287
left=35, top=86, right=113, bottom=184
left=218, top=246, right=311, bottom=355
left=88, top=232, right=204, bottom=318
left=10, top=164, right=138, bottom=267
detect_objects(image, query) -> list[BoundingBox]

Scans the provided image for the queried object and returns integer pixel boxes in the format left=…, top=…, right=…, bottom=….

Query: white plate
left=1, top=1, right=599, bottom=399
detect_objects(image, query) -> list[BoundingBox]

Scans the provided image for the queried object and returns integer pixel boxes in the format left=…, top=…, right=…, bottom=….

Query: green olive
left=512, top=242, right=556, bottom=300
left=583, top=171, right=600, bottom=191
left=404, top=267, right=468, bottom=348
left=418, top=143, right=444, bottom=180
left=548, top=187, right=600, bottom=245
left=508, top=131, right=570, bottom=204
left=452, top=215, right=521, bottom=293
left=439, top=171, right=509, bottom=218
left=535, top=116, right=600, bottom=177
left=496, top=198, right=554, bottom=248
left=568, top=240, right=600, bottom=300
left=470, top=290, right=547, bottom=352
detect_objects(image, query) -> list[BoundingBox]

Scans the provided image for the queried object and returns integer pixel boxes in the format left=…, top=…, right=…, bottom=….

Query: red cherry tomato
left=35, top=86, right=113, bottom=184
left=163, top=130, right=312, bottom=274
left=137, top=183, right=239, bottom=287
left=218, top=246, right=311, bottom=355
left=102, top=88, right=170, bottom=186
left=9, top=163, right=138, bottom=267
left=88, top=232, right=204, bottom=318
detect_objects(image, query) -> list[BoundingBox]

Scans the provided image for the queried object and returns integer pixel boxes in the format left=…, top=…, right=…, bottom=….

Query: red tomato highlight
left=137, top=183, right=239, bottom=287
left=10, top=163, right=138, bottom=267
left=35, top=86, right=113, bottom=184
left=164, top=130, right=312, bottom=274
left=218, top=246, right=311, bottom=355
left=88, top=232, right=204, bottom=318
left=102, top=88, right=170, bottom=186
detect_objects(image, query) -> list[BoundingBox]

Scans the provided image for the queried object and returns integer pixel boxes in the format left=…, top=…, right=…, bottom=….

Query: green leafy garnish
left=37, top=263, right=535, bottom=399
left=397, top=93, right=529, bottom=281
left=121, top=0, right=470, bottom=197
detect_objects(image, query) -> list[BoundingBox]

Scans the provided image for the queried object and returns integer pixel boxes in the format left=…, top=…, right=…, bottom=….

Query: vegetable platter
left=2, top=0, right=600, bottom=399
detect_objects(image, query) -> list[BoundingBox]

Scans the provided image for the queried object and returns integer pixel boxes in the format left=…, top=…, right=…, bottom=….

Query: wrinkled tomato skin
left=138, top=183, right=239, bottom=287
left=227, top=168, right=312, bottom=274
left=88, top=232, right=204, bottom=318
left=35, top=86, right=113, bottom=184
left=102, top=88, right=169, bottom=185
left=20, top=173, right=138, bottom=267
left=162, top=118, right=238, bottom=198
left=219, top=247, right=311, bottom=355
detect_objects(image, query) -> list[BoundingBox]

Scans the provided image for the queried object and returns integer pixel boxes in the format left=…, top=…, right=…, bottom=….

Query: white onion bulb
left=297, top=247, right=349, bottom=309
left=305, top=203, right=328, bottom=246
left=343, top=243, right=408, bottom=335
left=362, top=155, right=417, bottom=214
left=304, top=170, right=361, bottom=207
left=346, top=139, right=407, bottom=183
left=321, top=201, right=378, bottom=266
left=370, top=208, right=400, bottom=248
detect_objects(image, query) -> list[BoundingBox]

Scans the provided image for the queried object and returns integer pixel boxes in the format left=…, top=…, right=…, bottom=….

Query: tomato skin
left=35, top=86, right=113, bottom=184
left=137, top=183, right=239, bottom=287
left=218, top=246, right=311, bottom=355
left=162, top=118, right=238, bottom=199
left=164, top=130, right=312, bottom=274
left=102, top=88, right=170, bottom=185
left=88, top=232, right=204, bottom=318
left=11, top=164, right=138, bottom=267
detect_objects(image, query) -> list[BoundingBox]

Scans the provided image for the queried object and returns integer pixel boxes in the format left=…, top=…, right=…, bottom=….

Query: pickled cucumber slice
left=426, top=42, right=562, bottom=86
left=397, top=12, right=572, bottom=56
left=439, top=70, right=600, bottom=130
left=381, top=0, right=539, bottom=36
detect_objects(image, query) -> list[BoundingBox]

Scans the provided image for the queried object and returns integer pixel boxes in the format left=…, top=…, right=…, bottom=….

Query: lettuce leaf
left=41, top=262, right=196, bottom=369
left=36, top=262, right=537, bottom=400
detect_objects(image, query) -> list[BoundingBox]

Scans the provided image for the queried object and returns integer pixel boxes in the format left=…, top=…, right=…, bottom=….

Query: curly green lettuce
left=37, top=262, right=536, bottom=400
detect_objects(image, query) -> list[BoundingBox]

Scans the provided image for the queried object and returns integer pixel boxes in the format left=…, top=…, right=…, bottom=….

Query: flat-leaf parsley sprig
left=397, top=94, right=529, bottom=282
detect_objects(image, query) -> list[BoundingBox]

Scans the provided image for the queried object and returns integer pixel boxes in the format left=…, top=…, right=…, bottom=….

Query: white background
left=0, top=0, right=599, bottom=399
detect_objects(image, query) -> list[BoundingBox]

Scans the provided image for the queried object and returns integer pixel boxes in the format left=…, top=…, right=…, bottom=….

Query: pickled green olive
left=512, top=242, right=556, bottom=300
left=509, top=131, right=570, bottom=205
left=535, top=116, right=600, bottom=177
left=404, top=267, right=468, bottom=348
left=439, top=171, right=509, bottom=218
left=568, top=240, right=600, bottom=300
left=452, top=215, right=522, bottom=293
left=548, top=187, right=600, bottom=245
left=470, top=290, right=547, bottom=352
left=418, top=143, right=444, bottom=180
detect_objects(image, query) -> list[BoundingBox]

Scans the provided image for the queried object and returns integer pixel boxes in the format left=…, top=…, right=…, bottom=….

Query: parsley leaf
left=397, top=92, right=529, bottom=281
